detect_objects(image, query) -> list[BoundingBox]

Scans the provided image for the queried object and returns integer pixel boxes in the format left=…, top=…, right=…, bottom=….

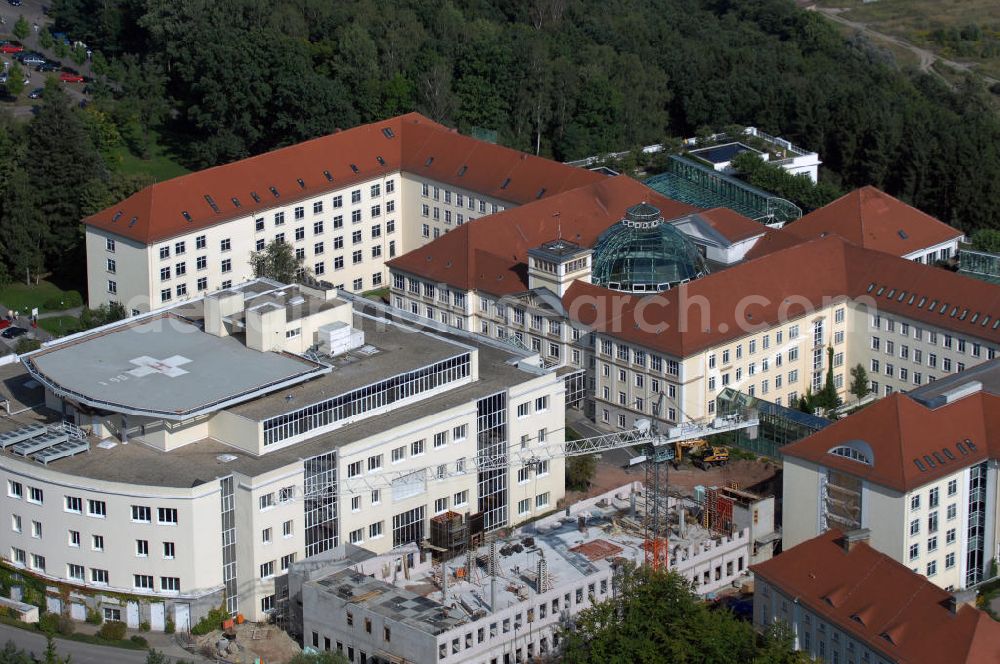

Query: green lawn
left=109, top=130, right=190, bottom=182
left=0, top=280, right=82, bottom=314
left=38, top=315, right=80, bottom=337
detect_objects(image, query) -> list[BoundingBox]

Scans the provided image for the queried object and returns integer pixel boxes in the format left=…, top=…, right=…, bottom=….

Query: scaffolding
left=645, top=156, right=801, bottom=225
left=643, top=444, right=673, bottom=570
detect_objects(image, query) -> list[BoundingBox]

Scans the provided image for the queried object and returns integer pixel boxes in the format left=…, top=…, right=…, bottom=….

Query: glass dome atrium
left=591, top=202, right=710, bottom=293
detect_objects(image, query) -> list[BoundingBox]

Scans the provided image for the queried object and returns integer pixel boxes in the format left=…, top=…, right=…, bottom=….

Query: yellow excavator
left=673, top=438, right=729, bottom=469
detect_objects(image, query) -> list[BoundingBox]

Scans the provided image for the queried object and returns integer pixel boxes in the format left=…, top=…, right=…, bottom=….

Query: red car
left=0, top=43, right=24, bottom=54
left=59, top=72, right=84, bottom=83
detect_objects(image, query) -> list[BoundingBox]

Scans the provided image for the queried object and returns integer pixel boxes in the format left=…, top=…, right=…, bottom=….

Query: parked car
left=0, top=42, right=23, bottom=54
left=36, top=62, right=60, bottom=72
left=18, top=53, right=46, bottom=67
left=0, top=320, right=10, bottom=330
left=28, top=87, right=43, bottom=99
left=1, top=327, right=28, bottom=339
left=7, top=0, right=24, bottom=7
left=59, top=72, right=84, bottom=83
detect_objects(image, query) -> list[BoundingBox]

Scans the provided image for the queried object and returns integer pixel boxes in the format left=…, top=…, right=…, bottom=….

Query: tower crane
left=337, top=411, right=758, bottom=494
left=330, top=411, right=759, bottom=567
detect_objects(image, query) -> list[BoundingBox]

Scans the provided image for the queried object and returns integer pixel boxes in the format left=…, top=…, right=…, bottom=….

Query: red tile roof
left=752, top=530, right=1000, bottom=664
left=84, top=113, right=605, bottom=244
left=785, top=186, right=963, bottom=257
left=781, top=391, right=1000, bottom=492
left=696, top=207, right=767, bottom=243
left=387, top=176, right=698, bottom=296
left=559, top=235, right=1000, bottom=357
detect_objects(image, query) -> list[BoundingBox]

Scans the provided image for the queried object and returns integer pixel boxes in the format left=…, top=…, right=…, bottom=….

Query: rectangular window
left=163, top=541, right=175, bottom=558
left=87, top=500, right=106, bottom=517
left=160, top=577, right=180, bottom=592
left=136, top=539, right=149, bottom=557
left=260, top=561, right=275, bottom=578
left=65, top=496, right=82, bottom=513
left=134, top=574, right=154, bottom=590
left=280, top=553, right=296, bottom=571
left=157, top=508, right=178, bottom=525
left=28, top=487, right=43, bottom=504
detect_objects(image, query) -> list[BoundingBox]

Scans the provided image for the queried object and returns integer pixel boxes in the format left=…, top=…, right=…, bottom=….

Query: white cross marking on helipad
left=127, top=355, right=193, bottom=378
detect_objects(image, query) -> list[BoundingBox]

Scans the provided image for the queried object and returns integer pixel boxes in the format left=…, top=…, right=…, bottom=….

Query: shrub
left=129, top=635, right=148, bottom=647
left=14, top=338, right=41, bottom=354
left=190, top=605, right=229, bottom=636
left=57, top=613, right=75, bottom=636
left=86, top=606, right=103, bottom=625
left=140, top=620, right=150, bottom=632
left=38, top=612, right=60, bottom=634
left=97, top=620, right=127, bottom=641
left=164, top=619, right=175, bottom=634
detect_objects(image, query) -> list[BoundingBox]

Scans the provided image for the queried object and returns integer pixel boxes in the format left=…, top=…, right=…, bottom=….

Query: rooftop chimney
left=840, top=529, right=870, bottom=553
left=946, top=589, right=978, bottom=615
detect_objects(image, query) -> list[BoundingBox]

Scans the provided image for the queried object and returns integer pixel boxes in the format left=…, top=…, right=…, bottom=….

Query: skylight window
left=251, top=191, right=261, bottom=203
left=425, top=157, right=434, bottom=167
left=886, top=289, right=895, bottom=299
left=993, top=319, right=1000, bottom=330
left=949, top=306, right=958, bottom=317
left=500, top=177, right=511, bottom=190
left=128, top=216, right=137, bottom=227
left=866, top=283, right=876, bottom=293
left=923, top=455, right=936, bottom=468
left=971, top=313, right=979, bottom=323
left=897, top=291, right=906, bottom=302
left=932, top=452, right=945, bottom=465
left=876, top=287, right=885, bottom=296
left=269, top=186, right=280, bottom=198
left=297, top=178, right=305, bottom=189
left=966, top=439, right=977, bottom=452
left=898, top=229, right=909, bottom=239
left=181, top=211, right=192, bottom=222
left=928, top=299, right=938, bottom=310
left=959, top=309, right=968, bottom=320
left=204, top=195, right=219, bottom=213
left=914, top=458, right=926, bottom=472
left=939, top=303, right=948, bottom=314
left=382, top=127, right=394, bottom=139
left=457, top=165, right=468, bottom=176
left=376, top=155, right=386, bottom=166
left=918, top=297, right=927, bottom=308
left=982, top=315, right=991, bottom=327
left=231, top=197, right=241, bottom=208
left=536, top=188, right=546, bottom=199
left=907, top=294, right=915, bottom=305
left=942, top=448, right=955, bottom=461
left=956, top=442, right=968, bottom=455
left=350, top=164, right=359, bottom=174
left=112, top=211, right=123, bottom=222
left=323, top=170, right=333, bottom=182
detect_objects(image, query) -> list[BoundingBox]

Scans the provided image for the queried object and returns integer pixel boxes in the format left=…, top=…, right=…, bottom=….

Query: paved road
left=0, top=623, right=149, bottom=664
left=817, top=6, right=1000, bottom=87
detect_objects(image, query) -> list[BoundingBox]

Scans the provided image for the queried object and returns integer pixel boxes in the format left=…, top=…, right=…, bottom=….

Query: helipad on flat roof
left=24, top=313, right=327, bottom=419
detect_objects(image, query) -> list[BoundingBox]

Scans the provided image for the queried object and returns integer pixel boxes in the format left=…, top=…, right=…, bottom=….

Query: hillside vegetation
left=2, top=0, right=999, bottom=287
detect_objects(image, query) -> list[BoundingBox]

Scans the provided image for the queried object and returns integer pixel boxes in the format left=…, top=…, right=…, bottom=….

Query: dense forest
left=3, top=0, right=1000, bottom=285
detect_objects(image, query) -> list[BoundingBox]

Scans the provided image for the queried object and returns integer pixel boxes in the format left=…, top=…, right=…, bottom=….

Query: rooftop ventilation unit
left=318, top=321, right=365, bottom=357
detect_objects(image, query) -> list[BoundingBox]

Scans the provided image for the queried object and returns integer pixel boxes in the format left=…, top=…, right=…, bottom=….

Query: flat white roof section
left=24, top=313, right=328, bottom=419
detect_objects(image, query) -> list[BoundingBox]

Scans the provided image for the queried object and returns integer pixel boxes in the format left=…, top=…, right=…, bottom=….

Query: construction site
left=287, top=478, right=776, bottom=664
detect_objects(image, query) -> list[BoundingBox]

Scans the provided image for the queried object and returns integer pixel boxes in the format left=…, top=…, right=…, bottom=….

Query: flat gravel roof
left=26, top=314, right=325, bottom=419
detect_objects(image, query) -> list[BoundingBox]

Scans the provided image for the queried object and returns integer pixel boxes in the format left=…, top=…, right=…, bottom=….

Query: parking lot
left=1, top=0, right=92, bottom=117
